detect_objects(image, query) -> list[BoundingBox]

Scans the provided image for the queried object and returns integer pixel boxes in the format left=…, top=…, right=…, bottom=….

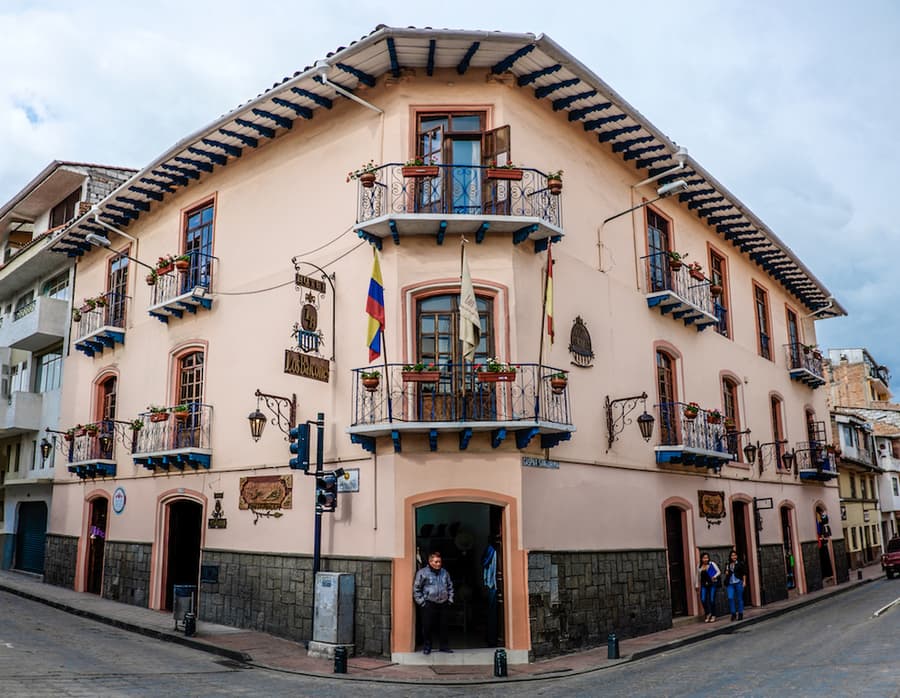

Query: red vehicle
left=882, top=537, right=900, bottom=579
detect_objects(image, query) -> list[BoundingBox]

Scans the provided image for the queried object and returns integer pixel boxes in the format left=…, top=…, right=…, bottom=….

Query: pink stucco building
left=44, top=27, right=848, bottom=663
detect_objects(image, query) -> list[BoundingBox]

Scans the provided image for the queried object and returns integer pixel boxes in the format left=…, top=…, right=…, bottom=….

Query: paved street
left=2, top=579, right=899, bottom=697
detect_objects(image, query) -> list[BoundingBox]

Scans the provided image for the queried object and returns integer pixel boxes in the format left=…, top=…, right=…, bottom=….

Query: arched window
left=99, top=376, right=117, bottom=422
left=722, top=377, right=741, bottom=459
left=178, top=351, right=205, bottom=406
left=656, top=350, right=677, bottom=444
left=183, top=202, right=215, bottom=293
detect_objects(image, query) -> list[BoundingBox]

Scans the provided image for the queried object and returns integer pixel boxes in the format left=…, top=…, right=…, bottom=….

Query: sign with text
left=284, top=349, right=330, bottom=383
left=521, top=456, right=559, bottom=470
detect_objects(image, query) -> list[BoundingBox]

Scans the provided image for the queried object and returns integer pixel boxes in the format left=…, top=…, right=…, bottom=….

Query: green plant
left=82, top=297, right=97, bottom=310
left=707, top=409, right=722, bottom=421
left=147, top=405, right=167, bottom=414
left=130, top=419, right=144, bottom=431
left=480, top=357, right=516, bottom=373
left=668, top=251, right=688, bottom=262
left=489, top=159, right=517, bottom=169
left=547, top=170, right=563, bottom=181
left=72, top=308, right=82, bottom=322
left=347, top=160, right=378, bottom=182
left=157, top=255, right=176, bottom=270
left=361, top=370, right=381, bottom=379
left=93, top=295, right=107, bottom=308
left=172, top=404, right=189, bottom=413
left=176, top=254, right=190, bottom=262
left=402, top=361, right=436, bottom=372
left=404, top=157, right=426, bottom=167
left=688, top=261, right=703, bottom=273
left=85, top=423, right=99, bottom=435
left=684, top=401, right=700, bottom=415
left=549, top=371, right=568, bottom=380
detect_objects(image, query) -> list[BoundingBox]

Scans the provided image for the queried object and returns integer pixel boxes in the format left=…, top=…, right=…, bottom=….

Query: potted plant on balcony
left=401, top=157, right=439, bottom=178
left=148, top=405, right=169, bottom=423
left=73, top=423, right=86, bottom=437
left=85, top=423, right=100, bottom=437
left=709, top=282, right=723, bottom=298
left=72, top=308, right=82, bottom=323
left=64, top=428, right=75, bottom=442
left=688, top=261, right=705, bottom=281
left=546, top=170, right=563, bottom=195
left=80, top=298, right=97, bottom=313
left=173, top=404, right=191, bottom=422
left=667, top=251, right=687, bottom=272
left=706, top=408, right=723, bottom=425
left=402, top=361, right=440, bottom=383
left=174, top=254, right=191, bottom=271
left=361, top=370, right=381, bottom=392
left=683, top=402, right=700, bottom=420
left=93, top=295, right=108, bottom=308
left=130, top=419, right=144, bottom=432
left=157, top=255, right=176, bottom=275
left=145, top=269, right=158, bottom=286
left=347, top=160, right=378, bottom=188
left=486, top=160, right=524, bottom=181
left=476, top=357, right=517, bottom=383
left=549, top=371, right=568, bottom=394
left=724, top=417, right=736, bottom=432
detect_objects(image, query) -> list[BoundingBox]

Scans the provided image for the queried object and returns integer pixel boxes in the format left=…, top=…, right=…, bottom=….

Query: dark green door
left=15, top=501, right=48, bottom=574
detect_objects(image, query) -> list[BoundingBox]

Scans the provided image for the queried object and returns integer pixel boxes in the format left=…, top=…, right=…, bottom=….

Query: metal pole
left=752, top=497, right=766, bottom=606
left=313, top=412, right=325, bottom=577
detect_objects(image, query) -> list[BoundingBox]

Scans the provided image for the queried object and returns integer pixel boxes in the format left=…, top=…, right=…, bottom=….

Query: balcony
left=347, top=363, right=574, bottom=453
left=0, top=296, right=68, bottom=352
left=795, top=441, right=838, bottom=481
left=132, top=403, right=212, bottom=471
left=642, top=255, right=718, bottom=332
left=65, top=421, right=117, bottom=480
left=147, top=254, right=215, bottom=324
left=784, top=343, right=826, bottom=388
left=73, top=292, right=128, bottom=357
left=353, top=164, right=563, bottom=250
left=0, top=391, right=44, bottom=434
left=655, top=402, right=734, bottom=469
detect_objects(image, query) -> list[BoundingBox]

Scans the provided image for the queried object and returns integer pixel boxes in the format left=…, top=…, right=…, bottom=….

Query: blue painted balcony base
left=68, top=461, right=117, bottom=479
left=799, top=466, right=838, bottom=481
left=789, top=367, right=826, bottom=389
left=348, top=420, right=574, bottom=454
left=148, top=289, right=213, bottom=324
left=656, top=446, right=734, bottom=470
left=646, top=292, right=718, bottom=331
left=134, top=449, right=212, bottom=472
left=74, top=328, right=125, bottom=357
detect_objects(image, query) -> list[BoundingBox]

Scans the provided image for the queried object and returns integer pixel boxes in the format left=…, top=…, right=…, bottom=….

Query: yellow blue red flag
left=366, top=248, right=385, bottom=361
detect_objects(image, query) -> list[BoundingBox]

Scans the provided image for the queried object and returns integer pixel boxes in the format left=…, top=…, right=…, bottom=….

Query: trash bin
left=173, top=584, right=197, bottom=630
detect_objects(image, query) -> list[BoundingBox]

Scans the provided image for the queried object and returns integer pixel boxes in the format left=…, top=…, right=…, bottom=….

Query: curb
left=0, top=583, right=252, bottom=664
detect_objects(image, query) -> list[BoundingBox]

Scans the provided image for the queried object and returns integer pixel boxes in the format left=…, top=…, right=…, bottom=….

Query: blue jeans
left=700, top=585, right=717, bottom=616
left=727, top=581, right=745, bottom=614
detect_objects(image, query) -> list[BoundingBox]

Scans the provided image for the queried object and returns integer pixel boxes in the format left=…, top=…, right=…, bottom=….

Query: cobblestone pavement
left=3, top=579, right=899, bottom=696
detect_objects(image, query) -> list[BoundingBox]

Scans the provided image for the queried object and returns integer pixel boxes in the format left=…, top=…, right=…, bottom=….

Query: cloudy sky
left=2, top=1, right=898, bottom=386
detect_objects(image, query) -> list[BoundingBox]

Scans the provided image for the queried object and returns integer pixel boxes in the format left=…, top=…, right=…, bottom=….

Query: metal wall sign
left=112, top=487, right=126, bottom=514
left=699, top=490, right=726, bottom=525
left=521, top=456, right=560, bottom=469
left=208, top=492, right=227, bottom=529
left=568, top=316, right=594, bottom=368
left=239, top=475, right=293, bottom=524
left=287, top=259, right=335, bottom=381
left=337, top=468, right=360, bottom=493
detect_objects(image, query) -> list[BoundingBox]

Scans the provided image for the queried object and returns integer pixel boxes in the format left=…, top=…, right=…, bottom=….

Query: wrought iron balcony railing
left=133, top=403, right=213, bottom=455
left=784, top=343, right=825, bottom=387
left=642, top=254, right=718, bottom=331
left=355, top=163, right=562, bottom=230
left=73, top=292, right=129, bottom=357
left=65, top=421, right=117, bottom=463
left=148, top=252, right=216, bottom=323
left=656, top=401, right=733, bottom=466
left=795, top=441, right=838, bottom=481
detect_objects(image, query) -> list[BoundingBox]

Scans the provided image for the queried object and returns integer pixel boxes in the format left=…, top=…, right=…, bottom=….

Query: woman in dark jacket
left=722, top=548, right=748, bottom=621
left=697, top=552, right=721, bottom=623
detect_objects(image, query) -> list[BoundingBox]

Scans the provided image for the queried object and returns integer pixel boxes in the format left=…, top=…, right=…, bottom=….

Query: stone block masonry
left=759, top=543, right=788, bottom=605
left=801, top=538, right=848, bottom=590
left=103, top=542, right=152, bottom=607
left=528, top=549, right=670, bottom=658
left=44, top=534, right=78, bottom=589
left=198, top=549, right=391, bottom=657
left=833, top=538, right=849, bottom=583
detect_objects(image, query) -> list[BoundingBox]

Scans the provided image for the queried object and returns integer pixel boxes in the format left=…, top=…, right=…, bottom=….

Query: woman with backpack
left=697, top=551, right=722, bottom=623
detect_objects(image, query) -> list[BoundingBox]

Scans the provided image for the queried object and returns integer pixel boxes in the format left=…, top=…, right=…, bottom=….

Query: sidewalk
left=0, top=564, right=885, bottom=685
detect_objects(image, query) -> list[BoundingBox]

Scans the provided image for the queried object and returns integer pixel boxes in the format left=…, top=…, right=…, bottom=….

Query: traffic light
left=289, top=423, right=310, bottom=471
left=316, top=472, right=339, bottom=512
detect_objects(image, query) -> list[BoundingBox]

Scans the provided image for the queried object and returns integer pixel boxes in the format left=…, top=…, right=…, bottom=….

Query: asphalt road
left=2, top=579, right=899, bottom=697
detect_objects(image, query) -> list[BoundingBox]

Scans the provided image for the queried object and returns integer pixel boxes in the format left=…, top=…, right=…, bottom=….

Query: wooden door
left=665, top=506, right=688, bottom=616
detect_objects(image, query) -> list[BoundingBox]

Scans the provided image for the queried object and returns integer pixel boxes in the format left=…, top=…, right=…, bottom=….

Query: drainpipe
left=314, top=61, right=384, bottom=115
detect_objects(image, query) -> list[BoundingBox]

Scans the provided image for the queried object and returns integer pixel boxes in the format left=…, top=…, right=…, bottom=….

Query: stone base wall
left=1, top=533, right=14, bottom=570
left=833, top=538, right=849, bottom=583
left=801, top=540, right=823, bottom=591
left=759, top=543, right=788, bottom=605
left=44, top=534, right=78, bottom=588
left=527, top=549, right=670, bottom=658
left=198, top=549, right=392, bottom=657
left=102, top=542, right=152, bottom=607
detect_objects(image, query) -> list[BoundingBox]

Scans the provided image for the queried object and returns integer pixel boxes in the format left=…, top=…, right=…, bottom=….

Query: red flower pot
left=401, top=166, right=439, bottom=178
left=359, top=172, right=376, bottom=188
left=477, top=371, right=517, bottom=383
left=402, top=371, right=441, bottom=383
left=149, top=412, right=169, bottom=423
left=486, top=168, right=523, bottom=181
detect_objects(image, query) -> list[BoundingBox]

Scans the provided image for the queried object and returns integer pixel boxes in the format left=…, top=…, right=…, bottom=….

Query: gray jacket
left=413, top=565, right=454, bottom=606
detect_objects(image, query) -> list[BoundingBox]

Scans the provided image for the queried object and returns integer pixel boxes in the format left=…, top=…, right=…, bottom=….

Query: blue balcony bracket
left=356, top=229, right=383, bottom=250
left=290, top=87, right=332, bottom=110
left=386, top=37, right=401, bottom=77
left=476, top=221, right=490, bottom=244
left=515, top=427, right=539, bottom=449
left=569, top=101, right=612, bottom=121
left=336, top=62, right=376, bottom=87
left=391, top=430, right=402, bottom=453
left=541, top=431, right=572, bottom=449
left=459, top=428, right=473, bottom=450
left=350, top=433, right=376, bottom=454
left=534, top=78, right=579, bottom=99
left=513, top=224, right=538, bottom=245
left=389, top=219, right=400, bottom=245
left=429, top=429, right=439, bottom=452
left=491, top=428, right=507, bottom=449
left=426, top=39, right=436, bottom=76
left=436, top=220, right=447, bottom=245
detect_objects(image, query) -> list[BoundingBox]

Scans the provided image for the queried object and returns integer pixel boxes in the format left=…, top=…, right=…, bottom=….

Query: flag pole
left=537, top=240, right=551, bottom=371
left=380, top=249, right=393, bottom=423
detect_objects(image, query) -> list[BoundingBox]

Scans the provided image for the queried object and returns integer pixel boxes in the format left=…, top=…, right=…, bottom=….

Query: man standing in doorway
left=414, top=551, right=455, bottom=654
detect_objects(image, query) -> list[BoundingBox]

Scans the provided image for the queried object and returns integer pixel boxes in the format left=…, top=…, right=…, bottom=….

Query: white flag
left=459, top=244, right=480, bottom=362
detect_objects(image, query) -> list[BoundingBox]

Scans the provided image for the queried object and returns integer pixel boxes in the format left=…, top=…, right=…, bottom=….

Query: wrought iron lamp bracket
left=605, top=392, right=648, bottom=452
left=254, top=389, right=298, bottom=439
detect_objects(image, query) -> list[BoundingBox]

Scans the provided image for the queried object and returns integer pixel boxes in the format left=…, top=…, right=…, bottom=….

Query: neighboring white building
left=0, top=162, right=134, bottom=573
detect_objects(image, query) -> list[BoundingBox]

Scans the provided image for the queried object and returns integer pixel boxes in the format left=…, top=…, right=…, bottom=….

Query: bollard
left=858, top=569, right=863, bottom=580
left=183, top=611, right=196, bottom=637
left=493, top=648, right=508, bottom=678
left=607, top=632, right=620, bottom=659
left=333, top=646, right=348, bottom=674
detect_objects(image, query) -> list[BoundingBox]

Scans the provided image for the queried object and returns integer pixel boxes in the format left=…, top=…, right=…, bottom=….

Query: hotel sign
left=284, top=349, right=330, bottom=383
left=295, top=273, right=327, bottom=294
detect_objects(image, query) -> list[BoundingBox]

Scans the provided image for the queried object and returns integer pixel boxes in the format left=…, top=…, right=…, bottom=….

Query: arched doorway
left=414, top=501, right=504, bottom=649
left=731, top=500, right=754, bottom=606
left=163, top=499, right=202, bottom=610
left=15, top=501, right=47, bottom=574
left=86, top=497, right=108, bottom=594
left=780, top=504, right=800, bottom=596
left=664, top=505, right=688, bottom=617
